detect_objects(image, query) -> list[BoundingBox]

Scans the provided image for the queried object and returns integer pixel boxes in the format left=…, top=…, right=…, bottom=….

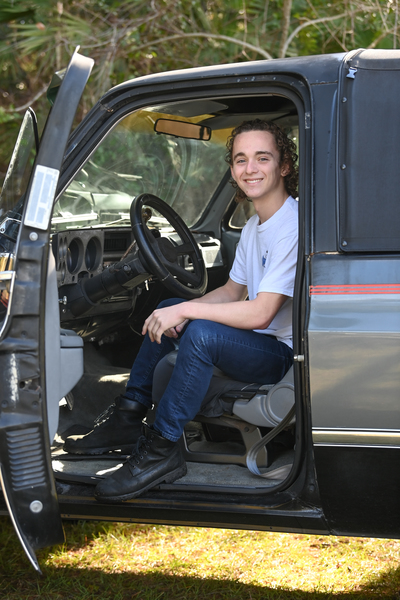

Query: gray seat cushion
left=152, top=350, right=259, bottom=418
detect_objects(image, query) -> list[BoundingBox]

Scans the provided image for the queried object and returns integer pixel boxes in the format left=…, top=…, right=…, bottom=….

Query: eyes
left=234, top=155, right=270, bottom=165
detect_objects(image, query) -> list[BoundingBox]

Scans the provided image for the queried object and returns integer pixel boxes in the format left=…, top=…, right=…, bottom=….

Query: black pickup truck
left=1, top=47, right=400, bottom=571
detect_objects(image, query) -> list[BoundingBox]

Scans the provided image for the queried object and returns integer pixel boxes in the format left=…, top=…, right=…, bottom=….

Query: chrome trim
left=294, top=354, right=304, bottom=362
left=0, top=217, right=20, bottom=236
left=0, top=271, right=14, bottom=281
left=312, top=428, right=400, bottom=447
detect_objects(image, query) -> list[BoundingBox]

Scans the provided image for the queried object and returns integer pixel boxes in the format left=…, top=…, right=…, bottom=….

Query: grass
left=1, top=517, right=400, bottom=599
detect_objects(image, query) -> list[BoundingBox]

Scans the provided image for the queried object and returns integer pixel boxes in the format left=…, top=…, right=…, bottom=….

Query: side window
left=229, top=201, right=256, bottom=229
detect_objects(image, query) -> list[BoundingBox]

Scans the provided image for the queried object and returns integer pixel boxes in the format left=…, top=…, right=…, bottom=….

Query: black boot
left=63, top=396, right=148, bottom=455
left=94, top=423, right=187, bottom=502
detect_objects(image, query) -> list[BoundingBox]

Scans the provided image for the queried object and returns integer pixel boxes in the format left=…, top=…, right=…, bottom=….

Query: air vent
left=199, top=239, right=223, bottom=268
left=7, top=427, right=46, bottom=491
left=104, top=232, right=131, bottom=253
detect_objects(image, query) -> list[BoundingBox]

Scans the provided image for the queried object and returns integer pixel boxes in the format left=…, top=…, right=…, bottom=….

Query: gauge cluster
left=52, top=228, right=224, bottom=288
left=52, top=231, right=103, bottom=286
left=51, top=228, right=135, bottom=287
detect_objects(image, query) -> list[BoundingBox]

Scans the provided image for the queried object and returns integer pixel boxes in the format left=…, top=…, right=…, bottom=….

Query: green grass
left=1, top=517, right=400, bottom=599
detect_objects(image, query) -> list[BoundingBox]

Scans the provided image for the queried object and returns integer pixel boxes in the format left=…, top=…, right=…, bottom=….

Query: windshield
left=0, top=109, right=37, bottom=251
left=0, top=109, right=37, bottom=331
left=52, top=107, right=230, bottom=232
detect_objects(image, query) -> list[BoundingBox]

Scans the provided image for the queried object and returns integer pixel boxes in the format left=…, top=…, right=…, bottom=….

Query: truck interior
left=47, top=89, right=305, bottom=499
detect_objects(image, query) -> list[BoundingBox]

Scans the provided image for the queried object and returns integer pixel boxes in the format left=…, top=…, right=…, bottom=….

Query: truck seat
left=152, top=350, right=295, bottom=473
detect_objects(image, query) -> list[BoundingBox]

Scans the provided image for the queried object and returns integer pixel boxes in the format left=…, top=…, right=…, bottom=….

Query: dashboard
left=51, top=228, right=225, bottom=340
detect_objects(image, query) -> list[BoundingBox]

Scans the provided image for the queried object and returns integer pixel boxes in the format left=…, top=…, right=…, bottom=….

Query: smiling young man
left=64, top=119, right=299, bottom=503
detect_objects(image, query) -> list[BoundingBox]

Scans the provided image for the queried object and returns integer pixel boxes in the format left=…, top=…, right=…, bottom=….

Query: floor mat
left=52, top=450, right=294, bottom=492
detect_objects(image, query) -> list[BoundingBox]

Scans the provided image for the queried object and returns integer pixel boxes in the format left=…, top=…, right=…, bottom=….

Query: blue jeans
left=124, top=298, right=293, bottom=442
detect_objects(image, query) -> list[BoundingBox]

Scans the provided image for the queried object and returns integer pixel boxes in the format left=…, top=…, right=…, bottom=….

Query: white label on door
left=24, top=165, right=59, bottom=231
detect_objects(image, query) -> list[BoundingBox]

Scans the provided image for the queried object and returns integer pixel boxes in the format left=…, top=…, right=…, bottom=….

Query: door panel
left=308, top=254, right=400, bottom=535
left=0, top=49, right=93, bottom=571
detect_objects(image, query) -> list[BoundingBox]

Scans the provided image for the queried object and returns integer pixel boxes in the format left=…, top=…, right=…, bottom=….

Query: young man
left=64, top=119, right=299, bottom=502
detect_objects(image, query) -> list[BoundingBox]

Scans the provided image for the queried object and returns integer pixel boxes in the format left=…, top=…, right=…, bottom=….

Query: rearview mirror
left=154, top=119, right=211, bottom=141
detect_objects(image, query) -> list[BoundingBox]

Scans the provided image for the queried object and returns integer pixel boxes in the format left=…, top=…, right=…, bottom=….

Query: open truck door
left=0, top=49, right=93, bottom=571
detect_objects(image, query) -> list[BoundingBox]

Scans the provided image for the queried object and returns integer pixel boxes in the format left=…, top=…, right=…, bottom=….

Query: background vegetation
left=2, top=516, right=400, bottom=599
left=0, top=0, right=400, bottom=176
left=1, top=2, right=400, bottom=592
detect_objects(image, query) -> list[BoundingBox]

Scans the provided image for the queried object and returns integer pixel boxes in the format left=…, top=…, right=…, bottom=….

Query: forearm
left=143, top=280, right=286, bottom=343
left=189, top=278, right=248, bottom=305
left=177, top=297, right=276, bottom=331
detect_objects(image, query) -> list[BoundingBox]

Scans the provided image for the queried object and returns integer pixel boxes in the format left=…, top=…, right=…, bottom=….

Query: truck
left=0, top=47, right=399, bottom=571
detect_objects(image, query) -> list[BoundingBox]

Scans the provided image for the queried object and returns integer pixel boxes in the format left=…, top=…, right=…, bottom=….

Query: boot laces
left=127, top=434, right=152, bottom=465
left=93, top=403, right=116, bottom=428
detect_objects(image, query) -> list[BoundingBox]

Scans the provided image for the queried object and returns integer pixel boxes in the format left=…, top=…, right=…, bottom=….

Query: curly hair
left=225, top=119, right=299, bottom=202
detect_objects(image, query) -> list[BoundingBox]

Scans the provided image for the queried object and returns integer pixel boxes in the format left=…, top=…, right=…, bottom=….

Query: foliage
left=0, top=0, right=399, bottom=177
left=1, top=0, right=400, bottom=109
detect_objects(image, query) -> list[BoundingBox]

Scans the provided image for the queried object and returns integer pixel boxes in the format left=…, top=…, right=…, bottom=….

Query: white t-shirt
left=229, top=196, right=298, bottom=348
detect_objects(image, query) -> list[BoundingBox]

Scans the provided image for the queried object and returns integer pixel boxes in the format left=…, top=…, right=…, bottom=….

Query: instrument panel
left=52, top=228, right=224, bottom=288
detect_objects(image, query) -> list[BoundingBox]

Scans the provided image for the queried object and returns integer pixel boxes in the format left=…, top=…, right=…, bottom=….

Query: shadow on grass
left=2, top=566, right=400, bottom=600
left=1, top=517, right=400, bottom=600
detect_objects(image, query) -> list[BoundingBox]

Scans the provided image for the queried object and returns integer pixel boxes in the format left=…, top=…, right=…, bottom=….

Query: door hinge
left=346, top=67, right=357, bottom=79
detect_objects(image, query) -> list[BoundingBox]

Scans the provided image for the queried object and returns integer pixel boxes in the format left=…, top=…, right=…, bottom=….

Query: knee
left=157, top=298, right=186, bottom=310
left=183, top=319, right=216, bottom=347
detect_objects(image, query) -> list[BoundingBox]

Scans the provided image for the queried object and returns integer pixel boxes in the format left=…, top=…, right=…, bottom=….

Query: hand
left=175, top=319, right=189, bottom=334
left=142, top=304, right=188, bottom=344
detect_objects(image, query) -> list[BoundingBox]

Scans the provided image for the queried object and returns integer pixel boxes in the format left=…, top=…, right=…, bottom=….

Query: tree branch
left=281, top=12, right=348, bottom=57
left=368, top=30, right=391, bottom=49
left=278, top=0, right=293, bottom=58
left=132, top=32, right=273, bottom=60
left=1, top=85, right=48, bottom=113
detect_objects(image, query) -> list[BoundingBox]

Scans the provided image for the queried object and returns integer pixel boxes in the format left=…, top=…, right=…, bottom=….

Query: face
left=230, top=130, right=289, bottom=203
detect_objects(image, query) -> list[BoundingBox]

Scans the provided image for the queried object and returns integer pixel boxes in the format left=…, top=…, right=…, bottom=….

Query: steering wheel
left=130, top=193, right=208, bottom=299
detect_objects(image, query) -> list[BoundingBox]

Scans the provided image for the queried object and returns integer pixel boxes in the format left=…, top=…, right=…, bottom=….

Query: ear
left=280, top=163, right=290, bottom=177
left=230, top=165, right=236, bottom=182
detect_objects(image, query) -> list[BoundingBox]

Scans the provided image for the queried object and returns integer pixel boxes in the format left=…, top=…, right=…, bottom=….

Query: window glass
left=229, top=201, right=257, bottom=229
left=53, top=109, right=230, bottom=232
left=0, top=109, right=37, bottom=332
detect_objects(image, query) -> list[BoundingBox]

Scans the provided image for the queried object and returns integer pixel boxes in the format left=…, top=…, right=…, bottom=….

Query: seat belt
left=246, top=401, right=295, bottom=480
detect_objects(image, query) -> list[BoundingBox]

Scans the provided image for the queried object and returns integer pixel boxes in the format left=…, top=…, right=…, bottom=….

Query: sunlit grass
left=1, top=517, right=400, bottom=599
